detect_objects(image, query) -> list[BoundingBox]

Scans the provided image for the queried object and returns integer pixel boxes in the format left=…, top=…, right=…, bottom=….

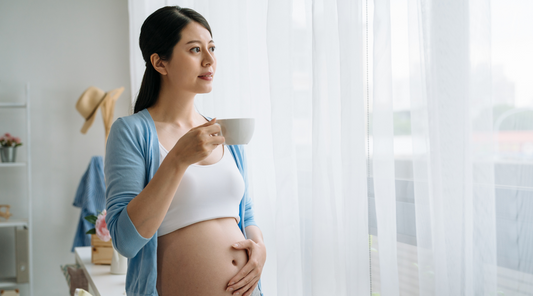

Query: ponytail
left=134, top=63, right=161, bottom=114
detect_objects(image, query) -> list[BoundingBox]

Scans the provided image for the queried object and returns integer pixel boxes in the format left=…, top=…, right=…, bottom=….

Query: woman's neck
left=148, top=87, right=205, bottom=129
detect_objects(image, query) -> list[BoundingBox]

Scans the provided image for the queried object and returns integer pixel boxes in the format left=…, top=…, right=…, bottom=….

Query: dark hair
left=134, top=6, right=212, bottom=114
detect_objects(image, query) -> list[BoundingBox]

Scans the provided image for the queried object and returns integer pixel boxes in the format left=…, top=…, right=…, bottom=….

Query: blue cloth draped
left=71, top=156, right=106, bottom=252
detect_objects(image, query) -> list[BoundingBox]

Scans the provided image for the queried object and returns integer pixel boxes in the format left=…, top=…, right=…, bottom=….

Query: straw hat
left=76, top=86, right=124, bottom=134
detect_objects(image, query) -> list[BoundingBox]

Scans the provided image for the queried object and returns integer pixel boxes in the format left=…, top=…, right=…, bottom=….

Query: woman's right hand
left=170, top=118, right=225, bottom=166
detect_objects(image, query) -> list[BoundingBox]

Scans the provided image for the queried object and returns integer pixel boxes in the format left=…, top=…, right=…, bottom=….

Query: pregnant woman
left=104, top=6, right=266, bottom=296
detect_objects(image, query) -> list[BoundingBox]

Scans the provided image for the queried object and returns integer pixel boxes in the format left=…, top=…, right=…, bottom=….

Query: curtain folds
left=371, top=0, right=498, bottom=294
left=414, top=0, right=497, bottom=294
left=372, top=0, right=400, bottom=294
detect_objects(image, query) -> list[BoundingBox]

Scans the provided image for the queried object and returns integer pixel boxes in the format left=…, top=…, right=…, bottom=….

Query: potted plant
left=85, top=210, right=113, bottom=265
left=0, top=133, right=23, bottom=163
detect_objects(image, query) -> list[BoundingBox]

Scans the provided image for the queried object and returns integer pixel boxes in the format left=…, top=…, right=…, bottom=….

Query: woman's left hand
left=226, top=239, right=266, bottom=296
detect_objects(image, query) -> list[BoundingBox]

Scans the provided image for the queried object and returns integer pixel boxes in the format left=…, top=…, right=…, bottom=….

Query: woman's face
left=163, top=21, right=216, bottom=94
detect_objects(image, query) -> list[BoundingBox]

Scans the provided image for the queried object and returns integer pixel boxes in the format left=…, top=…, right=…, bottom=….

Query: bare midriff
left=157, top=217, right=248, bottom=296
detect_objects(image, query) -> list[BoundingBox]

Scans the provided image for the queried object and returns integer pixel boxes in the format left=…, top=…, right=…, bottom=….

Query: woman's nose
left=203, top=51, right=215, bottom=67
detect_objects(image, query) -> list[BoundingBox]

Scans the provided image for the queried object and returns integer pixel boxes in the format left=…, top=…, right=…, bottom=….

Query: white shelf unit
left=0, top=83, right=33, bottom=296
left=0, top=162, right=26, bottom=168
left=0, top=103, right=27, bottom=108
left=0, top=219, right=28, bottom=228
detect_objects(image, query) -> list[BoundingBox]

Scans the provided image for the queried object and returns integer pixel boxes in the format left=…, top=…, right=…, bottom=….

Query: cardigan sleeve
left=104, top=118, right=151, bottom=258
left=241, top=145, right=258, bottom=229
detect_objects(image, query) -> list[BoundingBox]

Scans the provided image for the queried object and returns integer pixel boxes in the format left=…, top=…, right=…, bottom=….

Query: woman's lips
left=198, top=75, right=213, bottom=81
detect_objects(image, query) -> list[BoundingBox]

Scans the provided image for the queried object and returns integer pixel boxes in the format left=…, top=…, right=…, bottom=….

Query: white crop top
left=157, top=143, right=245, bottom=236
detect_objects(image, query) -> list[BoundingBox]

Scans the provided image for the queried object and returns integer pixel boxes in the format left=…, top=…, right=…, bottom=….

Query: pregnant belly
left=157, top=218, right=248, bottom=296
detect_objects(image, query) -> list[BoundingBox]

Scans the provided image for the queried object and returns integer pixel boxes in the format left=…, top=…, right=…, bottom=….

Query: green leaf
left=84, top=215, right=97, bottom=225
left=85, top=228, right=96, bottom=235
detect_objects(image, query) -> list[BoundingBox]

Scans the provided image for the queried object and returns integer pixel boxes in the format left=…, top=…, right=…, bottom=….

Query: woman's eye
left=191, top=47, right=215, bottom=53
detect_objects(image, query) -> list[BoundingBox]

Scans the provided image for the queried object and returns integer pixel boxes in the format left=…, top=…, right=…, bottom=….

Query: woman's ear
left=151, top=53, right=168, bottom=75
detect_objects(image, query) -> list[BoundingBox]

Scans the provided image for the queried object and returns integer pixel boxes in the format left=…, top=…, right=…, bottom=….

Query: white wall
left=0, top=0, right=131, bottom=294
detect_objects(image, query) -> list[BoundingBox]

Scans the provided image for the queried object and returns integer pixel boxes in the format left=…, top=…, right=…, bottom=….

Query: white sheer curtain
left=371, top=0, right=533, bottom=295
left=128, top=1, right=370, bottom=295
left=373, top=0, right=498, bottom=294
left=128, top=0, right=533, bottom=295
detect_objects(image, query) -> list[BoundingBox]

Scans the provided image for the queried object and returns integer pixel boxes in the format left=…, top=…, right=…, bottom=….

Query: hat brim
left=80, top=87, right=125, bottom=134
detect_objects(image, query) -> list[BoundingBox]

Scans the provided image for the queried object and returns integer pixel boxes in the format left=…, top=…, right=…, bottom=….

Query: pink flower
left=95, top=210, right=111, bottom=242
left=4, top=133, right=11, bottom=138
left=14, top=137, right=21, bottom=144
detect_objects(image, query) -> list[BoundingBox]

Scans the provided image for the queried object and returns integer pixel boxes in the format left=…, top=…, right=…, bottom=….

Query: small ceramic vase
left=110, top=248, right=127, bottom=274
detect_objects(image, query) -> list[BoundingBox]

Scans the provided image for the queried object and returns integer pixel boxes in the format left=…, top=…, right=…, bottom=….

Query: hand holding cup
left=171, top=118, right=225, bottom=166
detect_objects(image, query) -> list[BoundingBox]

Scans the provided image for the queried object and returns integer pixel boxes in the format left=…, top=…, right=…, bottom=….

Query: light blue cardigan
left=104, top=108, right=263, bottom=296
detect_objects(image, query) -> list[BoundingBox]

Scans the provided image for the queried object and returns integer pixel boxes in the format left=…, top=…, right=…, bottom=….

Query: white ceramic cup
left=215, top=118, right=255, bottom=145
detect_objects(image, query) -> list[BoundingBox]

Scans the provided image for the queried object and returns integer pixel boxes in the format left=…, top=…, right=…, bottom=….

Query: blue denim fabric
left=71, top=156, right=106, bottom=252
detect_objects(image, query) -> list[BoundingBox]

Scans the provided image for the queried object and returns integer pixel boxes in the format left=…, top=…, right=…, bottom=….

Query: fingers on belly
left=231, top=249, right=248, bottom=268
